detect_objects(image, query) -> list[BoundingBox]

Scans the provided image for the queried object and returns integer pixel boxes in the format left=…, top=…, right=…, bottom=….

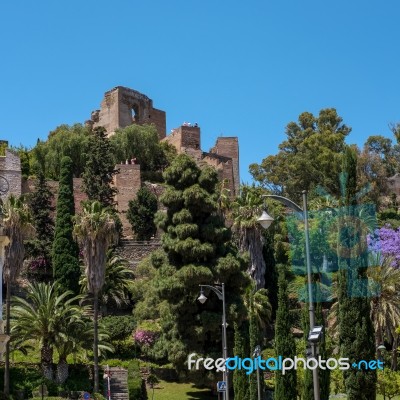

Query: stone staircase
left=103, top=366, right=129, bottom=400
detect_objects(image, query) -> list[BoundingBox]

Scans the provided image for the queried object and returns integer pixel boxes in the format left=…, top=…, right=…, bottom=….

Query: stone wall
left=22, top=178, right=88, bottom=214
left=0, top=149, right=21, bottom=202
left=209, top=137, right=239, bottom=196
left=114, top=163, right=142, bottom=238
left=116, top=239, right=162, bottom=267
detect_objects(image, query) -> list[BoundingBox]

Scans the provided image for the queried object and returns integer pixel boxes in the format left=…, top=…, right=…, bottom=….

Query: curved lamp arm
left=262, top=194, right=303, bottom=213
left=199, top=284, right=223, bottom=300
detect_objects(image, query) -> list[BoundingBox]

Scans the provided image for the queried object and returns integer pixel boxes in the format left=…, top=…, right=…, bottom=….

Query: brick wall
left=22, top=178, right=87, bottom=214
left=0, top=149, right=22, bottom=202
left=114, top=163, right=142, bottom=237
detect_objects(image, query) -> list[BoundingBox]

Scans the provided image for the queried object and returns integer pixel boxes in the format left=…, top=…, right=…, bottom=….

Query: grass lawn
left=148, top=379, right=215, bottom=400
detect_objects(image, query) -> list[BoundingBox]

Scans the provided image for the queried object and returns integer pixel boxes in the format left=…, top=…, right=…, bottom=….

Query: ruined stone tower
left=87, top=86, right=166, bottom=140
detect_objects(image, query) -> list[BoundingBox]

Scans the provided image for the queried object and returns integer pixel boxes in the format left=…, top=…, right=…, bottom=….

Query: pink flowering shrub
left=133, top=329, right=156, bottom=347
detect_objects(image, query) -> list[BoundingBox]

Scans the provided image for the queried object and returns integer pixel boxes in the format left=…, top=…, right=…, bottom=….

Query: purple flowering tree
left=368, top=225, right=400, bottom=267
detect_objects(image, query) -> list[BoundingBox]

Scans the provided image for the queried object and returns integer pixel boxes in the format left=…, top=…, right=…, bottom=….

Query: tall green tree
left=338, top=147, right=376, bottom=399
left=31, top=124, right=91, bottom=179
left=110, top=124, right=171, bottom=173
left=127, top=186, right=158, bottom=240
left=250, top=108, right=350, bottom=202
left=274, top=266, right=297, bottom=400
left=73, top=200, right=117, bottom=393
left=52, top=156, right=80, bottom=294
left=83, top=127, right=118, bottom=208
left=134, top=154, right=249, bottom=368
left=26, top=171, right=54, bottom=276
left=2, top=195, right=34, bottom=398
left=233, top=322, right=249, bottom=400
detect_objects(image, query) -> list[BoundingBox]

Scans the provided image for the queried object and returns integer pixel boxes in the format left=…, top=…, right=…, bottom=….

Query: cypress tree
left=249, top=294, right=266, bottom=400
left=52, top=156, right=80, bottom=294
left=83, top=127, right=118, bottom=208
left=302, top=287, right=330, bottom=400
left=233, top=322, right=249, bottom=400
left=275, top=265, right=297, bottom=400
left=127, top=186, right=158, bottom=240
left=338, top=147, right=376, bottom=399
left=26, top=171, right=54, bottom=276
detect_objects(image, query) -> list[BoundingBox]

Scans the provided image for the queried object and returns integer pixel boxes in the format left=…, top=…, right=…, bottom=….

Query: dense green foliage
left=274, top=267, right=297, bottom=399
left=52, top=156, right=80, bottom=294
left=26, top=171, right=54, bottom=276
left=31, top=124, right=91, bottom=179
left=127, top=186, right=158, bottom=240
left=250, top=108, right=350, bottom=201
left=110, top=123, right=173, bottom=173
left=133, top=154, right=249, bottom=368
left=233, top=322, right=249, bottom=400
left=82, top=127, right=118, bottom=207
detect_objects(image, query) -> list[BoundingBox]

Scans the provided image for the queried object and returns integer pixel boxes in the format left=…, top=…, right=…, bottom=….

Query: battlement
left=162, top=125, right=201, bottom=152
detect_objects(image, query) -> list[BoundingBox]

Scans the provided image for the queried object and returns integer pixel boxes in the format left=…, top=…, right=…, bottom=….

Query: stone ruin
left=1, top=86, right=240, bottom=240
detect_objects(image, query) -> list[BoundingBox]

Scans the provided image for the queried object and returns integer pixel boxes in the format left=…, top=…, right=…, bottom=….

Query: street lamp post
left=257, top=190, right=321, bottom=400
left=253, top=345, right=262, bottom=400
left=198, top=284, right=229, bottom=400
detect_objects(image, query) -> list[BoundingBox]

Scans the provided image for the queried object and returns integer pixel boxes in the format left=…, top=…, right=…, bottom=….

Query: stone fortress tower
left=87, top=86, right=240, bottom=197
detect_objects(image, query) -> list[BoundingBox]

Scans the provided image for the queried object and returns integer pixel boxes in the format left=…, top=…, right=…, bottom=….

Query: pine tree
left=83, top=127, right=118, bottom=207
left=26, top=171, right=54, bottom=276
left=275, top=266, right=297, bottom=400
left=338, top=146, right=376, bottom=399
left=137, top=154, right=249, bottom=368
left=52, top=156, right=80, bottom=294
left=127, top=186, right=158, bottom=240
left=233, top=322, right=250, bottom=400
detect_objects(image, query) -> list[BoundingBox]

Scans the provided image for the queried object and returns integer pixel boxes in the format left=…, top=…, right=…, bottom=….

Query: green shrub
left=128, top=377, right=147, bottom=400
left=113, top=339, right=139, bottom=360
left=93, top=393, right=107, bottom=400
left=31, top=397, right=64, bottom=400
left=101, top=315, right=136, bottom=341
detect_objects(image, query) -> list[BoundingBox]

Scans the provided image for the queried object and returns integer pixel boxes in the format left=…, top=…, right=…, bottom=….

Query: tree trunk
left=93, top=292, right=99, bottom=393
left=392, top=334, right=398, bottom=371
left=41, top=342, right=54, bottom=380
left=4, top=280, right=10, bottom=398
left=56, top=356, right=69, bottom=384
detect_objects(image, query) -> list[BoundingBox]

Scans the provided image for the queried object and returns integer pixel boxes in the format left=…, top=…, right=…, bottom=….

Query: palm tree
left=245, top=286, right=272, bottom=334
left=79, top=250, right=134, bottom=314
left=11, top=281, right=83, bottom=381
left=2, top=195, right=34, bottom=397
left=367, top=255, right=400, bottom=369
left=231, top=186, right=266, bottom=289
left=73, top=200, right=117, bottom=393
left=54, top=312, right=113, bottom=384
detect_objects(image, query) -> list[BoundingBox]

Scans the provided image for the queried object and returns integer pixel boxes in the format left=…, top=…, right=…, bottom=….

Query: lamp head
left=197, top=289, right=207, bottom=304
left=257, top=210, right=274, bottom=230
left=377, top=344, right=386, bottom=351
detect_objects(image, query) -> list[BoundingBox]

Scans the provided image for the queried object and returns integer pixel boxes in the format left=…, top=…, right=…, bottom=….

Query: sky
left=1, top=0, right=399, bottom=184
